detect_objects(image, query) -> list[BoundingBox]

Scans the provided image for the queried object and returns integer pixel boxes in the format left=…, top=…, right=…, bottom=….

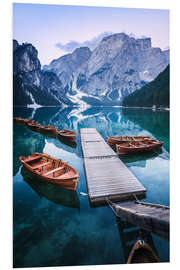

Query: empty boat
left=19, top=153, right=79, bottom=191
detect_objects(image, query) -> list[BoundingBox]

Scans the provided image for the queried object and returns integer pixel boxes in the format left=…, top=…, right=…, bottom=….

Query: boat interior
left=58, top=129, right=76, bottom=135
left=118, top=140, right=159, bottom=148
left=109, top=136, right=152, bottom=143
left=21, top=155, right=74, bottom=179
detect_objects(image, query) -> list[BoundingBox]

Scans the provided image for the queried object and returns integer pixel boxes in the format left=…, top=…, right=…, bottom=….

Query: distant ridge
left=123, top=65, right=169, bottom=108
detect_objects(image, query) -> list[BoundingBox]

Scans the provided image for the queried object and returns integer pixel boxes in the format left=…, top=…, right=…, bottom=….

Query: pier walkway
left=108, top=200, right=169, bottom=240
left=80, top=128, right=146, bottom=205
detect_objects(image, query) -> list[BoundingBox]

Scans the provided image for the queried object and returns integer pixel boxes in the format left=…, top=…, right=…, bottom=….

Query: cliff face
left=13, top=40, right=73, bottom=106
left=44, top=33, right=169, bottom=106
left=76, top=33, right=169, bottom=101
left=13, top=33, right=170, bottom=107
left=44, top=47, right=91, bottom=91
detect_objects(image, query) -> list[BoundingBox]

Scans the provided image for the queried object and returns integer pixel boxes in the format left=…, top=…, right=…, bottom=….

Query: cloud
left=55, top=31, right=113, bottom=52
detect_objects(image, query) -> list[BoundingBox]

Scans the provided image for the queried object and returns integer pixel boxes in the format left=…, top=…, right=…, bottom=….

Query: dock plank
left=81, top=141, right=116, bottom=158
left=80, top=129, right=146, bottom=205
left=81, top=133, right=102, bottom=142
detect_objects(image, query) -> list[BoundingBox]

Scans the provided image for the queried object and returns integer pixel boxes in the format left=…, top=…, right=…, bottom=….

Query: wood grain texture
left=114, top=201, right=169, bottom=240
left=80, top=129, right=146, bottom=205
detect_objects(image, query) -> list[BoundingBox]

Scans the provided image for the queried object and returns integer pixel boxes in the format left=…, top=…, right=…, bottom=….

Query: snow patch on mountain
left=26, top=91, right=42, bottom=108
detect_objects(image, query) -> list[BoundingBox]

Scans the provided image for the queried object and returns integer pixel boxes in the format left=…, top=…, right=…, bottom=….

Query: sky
left=13, top=3, right=169, bottom=65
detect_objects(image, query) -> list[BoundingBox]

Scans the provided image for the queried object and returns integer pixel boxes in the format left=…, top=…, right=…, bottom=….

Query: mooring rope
left=106, top=198, right=118, bottom=216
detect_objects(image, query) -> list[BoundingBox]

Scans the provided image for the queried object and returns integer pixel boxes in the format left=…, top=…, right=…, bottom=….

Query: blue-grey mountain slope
left=13, top=33, right=169, bottom=107
left=13, top=40, right=73, bottom=107
left=45, top=33, right=169, bottom=106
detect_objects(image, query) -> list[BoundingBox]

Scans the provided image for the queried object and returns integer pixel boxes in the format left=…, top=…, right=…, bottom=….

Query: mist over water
left=13, top=106, right=169, bottom=268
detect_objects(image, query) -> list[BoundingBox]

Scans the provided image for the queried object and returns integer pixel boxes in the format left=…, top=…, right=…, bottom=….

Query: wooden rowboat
left=14, top=118, right=37, bottom=126
left=116, top=140, right=163, bottom=155
left=24, top=119, right=36, bottom=125
left=14, top=117, right=31, bottom=124
left=13, top=117, right=24, bottom=123
left=57, top=129, right=76, bottom=142
left=38, top=125, right=58, bottom=134
left=107, top=199, right=169, bottom=240
left=107, top=136, right=152, bottom=146
left=27, top=122, right=41, bottom=131
left=19, top=153, right=79, bottom=191
left=127, top=240, right=160, bottom=264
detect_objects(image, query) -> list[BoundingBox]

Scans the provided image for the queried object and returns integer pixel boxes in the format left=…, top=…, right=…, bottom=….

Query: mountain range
left=13, top=33, right=169, bottom=107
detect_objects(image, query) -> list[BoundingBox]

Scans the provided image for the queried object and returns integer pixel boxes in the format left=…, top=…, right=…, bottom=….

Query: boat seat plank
left=43, top=166, right=65, bottom=176
left=19, top=152, right=79, bottom=191
left=57, top=170, right=77, bottom=179
left=32, top=162, right=51, bottom=170
left=23, top=155, right=42, bottom=163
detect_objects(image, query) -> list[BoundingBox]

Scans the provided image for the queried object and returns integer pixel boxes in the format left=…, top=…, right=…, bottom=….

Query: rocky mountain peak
left=13, top=39, right=19, bottom=52
left=13, top=41, right=41, bottom=75
left=100, top=33, right=151, bottom=51
left=13, top=32, right=169, bottom=107
left=71, top=47, right=91, bottom=65
left=74, top=33, right=169, bottom=104
left=43, top=46, right=92, bottom=90
left=13, top=40, right=73, bottom=106
left=137, top=37, right=151, bottom=50
left=102, top=32, right=128, bottom=43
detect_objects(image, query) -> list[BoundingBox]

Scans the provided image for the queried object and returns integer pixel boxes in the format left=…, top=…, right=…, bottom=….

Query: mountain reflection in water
left=13, top=106, right=169, bottom=268
left=22, top=168, right=80, bottom=210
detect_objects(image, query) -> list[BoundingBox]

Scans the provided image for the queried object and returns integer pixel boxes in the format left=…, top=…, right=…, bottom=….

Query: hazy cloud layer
left=55, top=32, right=113, bottom=52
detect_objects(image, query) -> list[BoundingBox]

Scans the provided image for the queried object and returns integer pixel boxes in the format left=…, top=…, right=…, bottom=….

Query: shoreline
left=13, top=105, right=170, bottom=111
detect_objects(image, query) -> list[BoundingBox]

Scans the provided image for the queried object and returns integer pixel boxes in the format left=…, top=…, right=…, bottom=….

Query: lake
left=13, top=106, right=169, bottom=268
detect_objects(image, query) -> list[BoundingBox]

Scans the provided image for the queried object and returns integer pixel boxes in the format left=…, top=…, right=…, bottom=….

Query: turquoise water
left=13, top=107, right=169, bottom=268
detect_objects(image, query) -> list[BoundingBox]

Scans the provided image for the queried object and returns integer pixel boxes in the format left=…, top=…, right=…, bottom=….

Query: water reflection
left=122, top=108, right=169, bottom=152
left=22, top=168, right=80, bottom=210
left=13, top=106, right=169, bottom=153
left=13, top=106, right=169, bottom=268
left=116, top=218, right=159, bottom=263
left=13, top=124, right=45, bottom=176
left=120, top=148, right=163, bottom=168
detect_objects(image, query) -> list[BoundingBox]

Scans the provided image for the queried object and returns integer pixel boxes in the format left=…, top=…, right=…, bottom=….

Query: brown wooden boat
left=107, top=199, right=169, bottom=241
left=14, top=117, right=37, bottom=126
left=27, top=121, right=41, bottom=131
left=127, top=240, right=160, bottom=264
left=116, top=139, right=163, bottom=155
left=25, top=119, right=36, bottom=125
left=38, top=125, right=58, bottom=134
left=14, top=117, right=30, bottom=124
left=107, top=136, right=152, bottom=146
left=57, top=129, right=76, bottom=142
left=14, top=117, right=24, bottom=123
left=19, top=153, right=79, bottom=191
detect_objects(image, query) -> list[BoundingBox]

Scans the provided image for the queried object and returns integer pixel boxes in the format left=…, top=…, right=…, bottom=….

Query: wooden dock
left=80, top=128, right=146, bottom=205
left=108, top=200, right=169, bottom=240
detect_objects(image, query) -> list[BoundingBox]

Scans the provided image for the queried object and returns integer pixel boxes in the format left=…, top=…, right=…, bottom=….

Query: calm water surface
left=13, top=107, right=169, bottom=268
